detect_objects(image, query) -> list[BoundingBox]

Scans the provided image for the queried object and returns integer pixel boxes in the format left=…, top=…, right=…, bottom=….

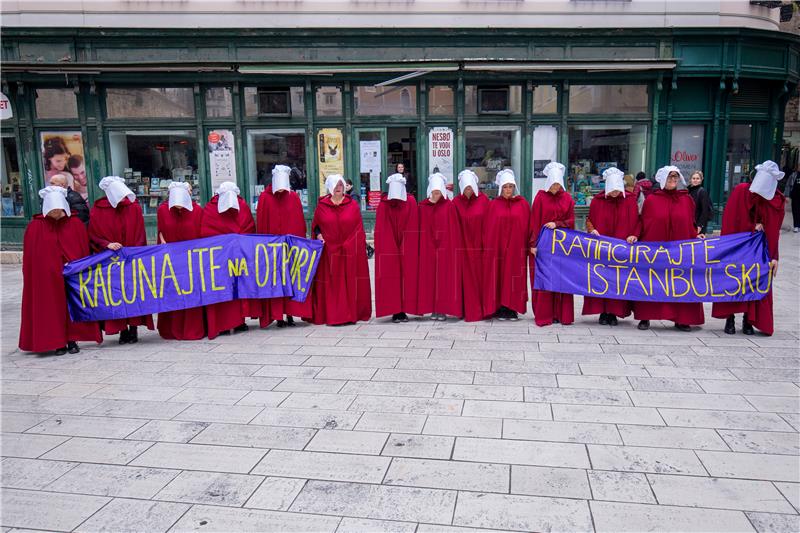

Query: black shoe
left=55, top=346, right=68, bottom=356
left=118, top=329, right=130, bottom=345
left=637, top=320, right=650, bottom=330
left=553, top=319, right=560, bottom=324
left=234, top=323, right=249, bottom=333
left=724, top=316, right=736, bottom=335
left=276, top=320, right=287, bottom=328
left=675, top=323, right=691, bottom=332
left=392, top=314, right=402, bottom=323
left=67, top=341, right=79, bottom=354
left=608, top=315, right=618, bottom=326
left=399, top=313, right=409, bottom=322
left=286, top=316, right=296, bottom=327
left=599, top=313, right=609, bottom=326
left=128, top=326, right=138, bottom=344
left=742, top=316, right=755, bottom=336
left=508, top=311, right=519, bottom=321
left=219, top=330, right=231, bottom=336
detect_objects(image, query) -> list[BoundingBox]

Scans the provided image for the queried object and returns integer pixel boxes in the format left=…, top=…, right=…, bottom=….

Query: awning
left=463, top=61, right=677, bottom=73
left=237, top=62, right=460, bottom=75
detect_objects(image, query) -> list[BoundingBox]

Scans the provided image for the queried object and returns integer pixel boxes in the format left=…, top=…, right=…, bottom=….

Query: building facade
left=1, top=1, right=798, bottom=244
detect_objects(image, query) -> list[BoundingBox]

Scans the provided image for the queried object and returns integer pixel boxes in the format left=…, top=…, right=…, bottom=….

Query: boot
left=128, top=326, right=139, bottom=344
left=608, top=315, right=618, bottom=326
left=55, top=346, right=68, bottom=356
left=724, top=315, right=736, bottom=335
left=674, top=323, right=691, bottom=332
left=234, top=323, right=249, bottom=333
left=276, top=319, right=287, bottom=328
left=742, top=315, right=755, bottom=336
left=599, top=313, right=609, bottom=326
left=67, top=341, right=80, bottom=354
left=637, top=320, right=650, bottom=330
left=399, top=313, right=409, bottom=323
left=118, top=329, right=130, bottom=345
left=286, top=316, right=296, bottom=327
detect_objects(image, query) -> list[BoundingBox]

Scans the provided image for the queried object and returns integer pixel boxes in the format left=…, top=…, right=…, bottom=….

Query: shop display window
left=428, top=85, right=455, bottom=115
left=568, top=85, right=649, bottom=114
left=465, top=126, right=521, bottom=198
left=567, top=124, right=648, bottom=203
left=465, top=85, right=522, bottom=115
left=205, top=87, right=233, bottom=118
left=354, top=85, right=417, bottom=116
left=1, top=136, right=23, bottom=217
left=245, top=87, right=305, bottom=118
left=725, top=124, right=753, bottom=200
left=533, top=85, right=558, bottom=114
left=247, top=129, right=308, bottom=213
left=109, top=130, right=199, bottom=216
left=315, top=86, right=343, bottom=117
left=35, top=89, right=78, bottom=119
left=106, top=88, right=195, bottom=119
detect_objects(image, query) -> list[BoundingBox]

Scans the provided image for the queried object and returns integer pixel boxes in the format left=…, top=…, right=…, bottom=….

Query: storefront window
left=1, top=136, right=24, bottom=217
left=205, top=87, right=232, bottom=118
left=247, top=129, right=308, bottom=213
left=532, top=125, right=559, bottom=195
left=428, top=85, right=454, bottom=115
left=315, top=86, right=342, bottom=117
left=40, top=131, right=88, bottom=199
left=109, top=130, right=199, bottom=216
left=106, top=88, right=195, bottom=119
left=568, top=124, right=647, bottom=195
left=725, top=124, right=753, bottom=200
left=670, top=124, right=705, bottom=178
left=465, top=125, right=521, bottom=198
left=465, top=85, right=522, bottom=115
left=35, top=89, right=78, bottom=119
left=244, top=87, right=305, bottom=118
left=533, top=85, right=558, bottom=114
left=568, top=85, right=649, bottom=114
left=354, top=85, right=417, bottom=116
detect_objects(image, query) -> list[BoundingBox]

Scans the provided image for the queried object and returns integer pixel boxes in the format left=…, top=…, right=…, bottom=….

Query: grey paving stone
left=587, top=444, right=707, bottom=475
left=45, top=463, right=179, bottom=498
left=627, top=376, right=703, bottom=393
left=250, top=407, right=361, bottom=429
left=503, top=419, right=623, bottom=444
left=646, top=366, right=737, bottom=380
left=184, top=374, right=285, bottom=390
left=356, top=412, right=427, bottom=433
left=435, top=384, right=522, bottom=401
left=373, top=369, right=474, bottom=384
left=83, top=399, right=191, bottom=420
left=617, top=424, right=729, bottom=450
left=629, top=391, right=755, bottom=411
left=717, top=429, right=800, bottom=454
left=473, top=372, right=557, bottom=387
left=236, top=390, right=291, bottom=407
left=315, top=367, right=377, bottom=380
left=124, top=420, right=210, bottom=443
left=173, top=403, right=264, bottom=424
left=252, top=449, right=390, bottom=483
left=341, top=381, right=438, bottom=397
left=130, top=442, right=266, bottom=473
left=274, top=377, right=347, bottom=393
left=745, top=512, right=800, bottom=533
left=0, top=412, right=52, bottom=433
left=553, top=404, right=664, bottom=425
left=510, top=465, right=591, bottom=499
left=190, top=422, right=315, bottom=450
left=590, top=500, right=755, bottom=532
left=453, top=492, right=593, bottom=532
left=648, top=474, right=796, bottom=513
left=385, top=457, right=509, bottom=492
left=697, top=379, right=800, bottom=396
left=42, top=437, right=153, bottom=465
left=454, top=437, right=589, bottom=468
left=0, top=489, right=109, bottom=531
left=557, top=374, right=632, bottom=390
left=88, top=384, right=184, bottom=401
left=336, top=517, right=417, bottom=533
left=169, top=387, right=249, bottom=405
left=248, top=365, right=321, bottom=378
left=382, top=434, right=455, bottom=459
left=588, top=470, right=656, bottom=503
left=304, top=355, right=399, bottom=368
left=1, top=457, right=77, bottom=489
left=306, top=429, right=389, bottom=455
left=244, top=476, right=307, bottom=510
left=74, top=498, right=190, bottom=533
left=578, top=363, right=648, bottom=376
left=25, top=414, right=146, bottom=439
left=0, top=380, right=60, bottom=395
left=170, top=504, right=340, bottom=532
left=696, top=450, right=800, bottom=482
left=291, top=480, right=456, bottom=524
left=490, top=360, right=579, bottom=374
left=415, top=524, right=512, bottom=533
left=423, top=415, right=502, bottom=438
left=659, top=408, right=795, bottom=431
left=0, top=433, right=69, bottom=458
left=398, top=359, right=490, bottom=371
left=349, top=395, right=463, bottom=415
left=746, top=395, right=800, bottom=413
left=524, top=386, right=631, bottom=406
left=280, top=392, right=356, bottom=410
left=462, top=400, right=550, bottom=420
left=155, top=470, right=264, bottom=506
left=774, top=482, right=800, bottom=512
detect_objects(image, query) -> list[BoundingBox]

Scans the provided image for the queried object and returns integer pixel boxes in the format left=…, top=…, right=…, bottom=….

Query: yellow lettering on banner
left=590, top=264, right=609, bottom=295
left=227, top=257, right=249, bottom=278
left=670, top=268, right=691, bottom=298
left=106, top=262, right=122, bottom=306
left=183, top=250, right=194, bottom=295
left=758, top=263, right=773, bottom=294
left=255, top=243, right=270, bottom=287
left=268, top=243, right=282, bottom=286
left=138, top=257, right=158, bottom=300
left=681, top=240, right=700, bottom=264
left=596, top=240, right=612, bottom=262
left=741, top=263, right=757, bottom=295
left=159, top=254, right=182, bottom=298
left=194, top=248, right=208, bottom=292
left=606, top=265, right=628, bottom=295
left=78, top=268, right=94, bottom=308
left=305, top=249, right=318, bottom=283
left=636, top=245, right=652, bottom=264
left=292, top=247, right=310, bottom=291
left=281, top=242, right=291, bottom=285
left=723, top=264, right=742, bottom=296
left=703, top=238, right=721, bottom=264
left=651, top=246, right=669, bottom=264
left=120, top=260, right=137, bottom=304
left=610, top=244, right=629, bottom=264
left=648, top=268, right=669, bottom=297
left=690, top=268, right=710, bottom=298
left=93, top=264, right=110, bottom=306
left=566, top=235, right=588, bottom=259
left=209, top=246, right=225, bottom=291
left=623, top=267, right=647, bottom=295
left=667, top=245, right=683, bottom=266
left=552, top=228, right=568, bottom=255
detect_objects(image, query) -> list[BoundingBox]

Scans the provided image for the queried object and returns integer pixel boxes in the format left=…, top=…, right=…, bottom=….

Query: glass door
left=355, top=127, right=387, bottom=212
left=725, top=123, right=753, bottom=203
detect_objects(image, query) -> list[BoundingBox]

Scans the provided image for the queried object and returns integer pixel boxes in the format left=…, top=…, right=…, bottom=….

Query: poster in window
left=429, top=127, right=454, bottom=197
left=531, top=125, right=558, bottom=197
left=359, top=140, right=382, bottom=192
left=41, top=131, right=87, bottom=200
left=317, top=128, right=344, bottom=196
left=208, top=129, right=237, bottom=191
left=670, top=125, right=704, bottom=178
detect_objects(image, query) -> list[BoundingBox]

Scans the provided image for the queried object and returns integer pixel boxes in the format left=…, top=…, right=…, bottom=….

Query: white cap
left=216, top=181, right=241, bottom=213
left=543, top=162, right=566, bottom=192
left=325, top=174, right=346, bottom=196
left=386, top=173, right=407, bottom=201
left=427, top=173, right=447, bottom=199
left=272, top=165, right=291, bottom=193
left=655, top=165, right=686, bottom=189
left=495, top=168, right=518, bottom=195
left=39, top=185, right=70, bottom=217
left=603, top=167, right=626, bottom=197
left=750, top=160, right=785, bottom=201
left=458, top=169, right=480, bottom=197
left=99, top=176, right=135, bottom=208
left=168, top=181, right=193, bottom=211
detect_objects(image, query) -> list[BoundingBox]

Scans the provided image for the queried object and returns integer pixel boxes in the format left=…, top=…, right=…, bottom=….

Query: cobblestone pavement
left=1, top=232, right=798, bottom=533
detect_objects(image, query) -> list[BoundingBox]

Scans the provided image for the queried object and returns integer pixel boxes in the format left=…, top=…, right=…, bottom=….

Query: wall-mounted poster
left=208, top=129, right=237, bottom=191
left=428, top=126, right=454, bottom=186
left=41, top=131, right=87, bottom=200
left=317, top=128, right=344, bottom=196
left=670, top=124, right=705, bottom=179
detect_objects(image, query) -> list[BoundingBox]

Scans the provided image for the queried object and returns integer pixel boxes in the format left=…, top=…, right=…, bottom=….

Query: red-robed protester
left=582, top=167, right=641, bottom=325
left=200, top=181, right=261, bottom=339
left=156, top=182, right=206, bottom=340
left=712, top=160, right=785, bottom=336
left=529, top=162, right=576, bottom=327
left=88, top=176, right=154, bottom=343
left=307, top=174, right=372, bottom=326
left=483, top=169, right=530, bottom=321
left=374, top=173, right=419, bottom=322
left=19, top=186, right=102, bottom=354
left=417, top=173, right=460, bottom=320
left=453, top=169, right=489, bottom=322
left=633, top=166, right=704, bottom=331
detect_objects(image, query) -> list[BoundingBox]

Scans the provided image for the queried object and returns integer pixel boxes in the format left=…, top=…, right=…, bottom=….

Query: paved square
left=1, top=233, right=798, bottom=532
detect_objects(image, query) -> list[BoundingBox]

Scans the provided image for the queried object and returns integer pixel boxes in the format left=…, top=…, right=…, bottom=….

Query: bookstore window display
left=247, top=129, right=308, bottom=213
left=1, top=136, right=23, bottom=217
left=109, top=131, right=199, bottom=216
left=464, top=126, right=521, bottom=198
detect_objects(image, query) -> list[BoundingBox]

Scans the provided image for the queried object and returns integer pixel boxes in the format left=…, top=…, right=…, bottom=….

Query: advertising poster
left=359, top=140, right=382, bottom=191
left=428, top=127, right=453, bottom=185
left=670, top=125, right=705, bottom=178
left=208, top=129, right=236, bottom=191
left=41, top=131, right=87, bottom=200
left=317, top=128, right=344, bottom=196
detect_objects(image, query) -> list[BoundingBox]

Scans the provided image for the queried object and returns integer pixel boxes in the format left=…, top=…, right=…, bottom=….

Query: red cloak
left=256, top=186, right=311, bottom=326
left=633, top=189, right=704, bottom=325
left=200, top=196, right=261, bottom=339
left=88, top=197, right=154, bottom=334
left=417, top=196, right=460, bottom=317
left=711, top=183, right=785, bottom=335
left=156, top=202, right=206, bottom=340
left=483, top=195, right=531, bottom=316
left=307, top=195, right=372, bottom=325
left=19, top=215, right=102, bottom=352
left=529, top=190, right=576, bottom=326
left=582, top=192, right=641, bottom=318
left=453, top=193, right=489, bottom=322
left=374, top=193, right=419, bottom=317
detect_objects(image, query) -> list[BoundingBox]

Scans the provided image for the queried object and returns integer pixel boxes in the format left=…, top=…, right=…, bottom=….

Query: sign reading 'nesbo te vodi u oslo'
left=63, top=234, right=323, bottom=322
left=534, top=228, right=773, bottom=303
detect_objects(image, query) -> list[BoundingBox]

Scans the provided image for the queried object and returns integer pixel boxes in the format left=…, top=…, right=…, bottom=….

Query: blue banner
left=534, top=228, right=772, bottom=303
left=64, top=234, right=323, bottom=322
